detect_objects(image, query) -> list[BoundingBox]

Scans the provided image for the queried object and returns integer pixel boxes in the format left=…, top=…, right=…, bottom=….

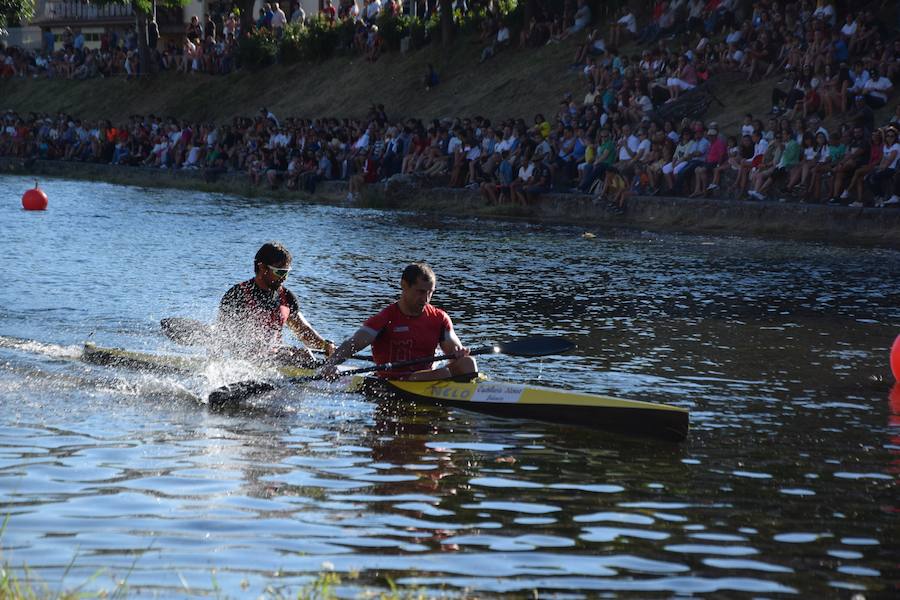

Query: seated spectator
left=510, top=152, right=536, bottom=206
left=806, top=130, right=843, bottom=203
left=521, top=12, right=552, bottom=48
left=525, top=153, right=553, bottom=203
left=666, top=55, right=698, bottom=102
left=690, top=127, right=726, bottom=197
left=347, top=149, right=379, bottom=201
left=556, top=0, right=592, bottom=42
left=747, top=131, right=785, bottom=200
left=847, top=129, right=882, bottom=207
left=830, top=126, right=867, bottom=205
left=480, top=22, right=511, bottom=63
left=305, top=150, right=332, bottom=193
left=785, top=131, right=817, bottom=196
left=866, top=128, right=900, bottom=206
left=755, top=130, right=801, bottom=200
left=480, top=150, right=514, bottom=205
left=861, top=67, right=893, bottom=109
left=609, top=8, right=637, bottom=48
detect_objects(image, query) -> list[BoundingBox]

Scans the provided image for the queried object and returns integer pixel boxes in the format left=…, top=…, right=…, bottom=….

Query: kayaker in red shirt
left=320, top=262, right=477, bottom=380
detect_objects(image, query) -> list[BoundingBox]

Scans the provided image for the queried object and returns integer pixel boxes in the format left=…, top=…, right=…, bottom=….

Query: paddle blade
left=493, top=336, right=575, bottom=357
left=161, top=318, right=213, bottom=346
left=208, top=380, right=275, bottom=409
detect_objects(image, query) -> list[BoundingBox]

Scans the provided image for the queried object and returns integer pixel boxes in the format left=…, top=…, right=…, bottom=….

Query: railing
left=41, top=1, right=134, bottom=22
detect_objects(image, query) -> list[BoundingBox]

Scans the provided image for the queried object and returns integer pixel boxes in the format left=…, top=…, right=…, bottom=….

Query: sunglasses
left=266, top=264, right=291, bottom=278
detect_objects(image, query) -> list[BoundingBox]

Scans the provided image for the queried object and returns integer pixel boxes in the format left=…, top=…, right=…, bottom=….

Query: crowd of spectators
left=1, top=0, right=898, bottom=208
left=0, top=0, right=404, bottom=79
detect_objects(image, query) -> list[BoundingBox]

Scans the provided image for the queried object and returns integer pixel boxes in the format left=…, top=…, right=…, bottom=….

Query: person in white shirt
left=365, top=0, right=381, bottom=24
left=270, top=2, right=287, bottom=35
left=736, top=130, right=766, bottom=198
left=839, top=14, right=858, bottom=38
left=510, top=158, right=536, bottom=206
left=610, top=10, right=636, bottom=48
left=861, top=68, right=893, bottom=108
left=811, top=0, right=835, bottom=27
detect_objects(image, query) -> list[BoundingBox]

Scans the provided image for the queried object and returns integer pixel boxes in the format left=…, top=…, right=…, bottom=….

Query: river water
left=0, top=175, right=897, bottom=598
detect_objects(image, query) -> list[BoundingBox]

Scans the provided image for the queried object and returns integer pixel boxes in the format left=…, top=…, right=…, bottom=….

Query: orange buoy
left=891, top=334, right=900, bottom=382
left=22, top=181, right=48, bottom=211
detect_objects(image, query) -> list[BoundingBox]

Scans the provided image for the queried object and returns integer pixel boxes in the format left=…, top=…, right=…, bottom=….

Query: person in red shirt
left=321, top=0, right=337, bottom=23
left=320, top=263, right=476, bottom=380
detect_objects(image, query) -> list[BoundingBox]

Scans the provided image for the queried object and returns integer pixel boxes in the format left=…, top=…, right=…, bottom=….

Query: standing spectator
left=148, top=18, right=160, bottom=51
left=186, top=16, right=203, bottom=41
left=204, top=14, right=217, bottom=40
left=271, top=3, right=287, bottom=37
left=321, top=0, right=337, bottom=24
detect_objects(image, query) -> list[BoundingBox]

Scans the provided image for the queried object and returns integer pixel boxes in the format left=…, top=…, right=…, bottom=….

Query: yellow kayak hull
left=349, top=376, right=689, bottom=442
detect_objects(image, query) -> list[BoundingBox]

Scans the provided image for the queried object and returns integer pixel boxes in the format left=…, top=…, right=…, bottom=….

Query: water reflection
left=0, top=176, right=898, bottom=596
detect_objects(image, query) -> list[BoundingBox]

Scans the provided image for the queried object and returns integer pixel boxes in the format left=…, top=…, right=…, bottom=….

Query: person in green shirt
left=754, top=130, right=799, bottom=198
left=809, top=130, right=847, bottom=203
left=577, top=129, right=616, bottom=192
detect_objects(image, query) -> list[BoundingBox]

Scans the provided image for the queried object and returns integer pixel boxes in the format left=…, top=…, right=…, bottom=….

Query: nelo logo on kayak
left=426, top=383, right=472, bottom=400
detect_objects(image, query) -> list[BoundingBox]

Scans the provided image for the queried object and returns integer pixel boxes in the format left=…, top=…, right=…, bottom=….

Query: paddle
left=160, top=317, right=213, bottom=346
left=207, top=335, right=575, bottom=408
left=160, top=317, right=372, bottom=360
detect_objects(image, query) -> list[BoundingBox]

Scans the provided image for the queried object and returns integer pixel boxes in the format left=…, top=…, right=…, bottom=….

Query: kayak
left=82, top=342, right=318, bottom=378
left=82, top=343, right=689, bottom=441
left=348, top=376, right=689, bottom=442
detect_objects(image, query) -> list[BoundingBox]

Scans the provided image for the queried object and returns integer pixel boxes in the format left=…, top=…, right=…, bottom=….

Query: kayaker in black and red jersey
left=218, top=241, right=335, bottom=366
left=319, top=262, right=477, bottom=381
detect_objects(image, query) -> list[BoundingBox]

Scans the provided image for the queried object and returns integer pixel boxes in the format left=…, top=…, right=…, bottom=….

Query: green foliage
left=88, top=0, right=191, bottom=17
left=0, top=0, right=34, bottom=29
left=375, top=13, right=418, bottom=52
left=279, top=18, right=350, bottom=64
left=298, top=16, right=342, bottom=61
left=279, top=21, right=307, bottom=64
left=236, top=29, right=279, bottom=70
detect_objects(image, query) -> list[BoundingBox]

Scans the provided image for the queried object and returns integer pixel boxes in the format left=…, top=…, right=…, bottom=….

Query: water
left=1, top=175, right=898, bottom=597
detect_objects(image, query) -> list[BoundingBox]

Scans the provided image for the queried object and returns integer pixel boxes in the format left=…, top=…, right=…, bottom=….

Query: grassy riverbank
left=2, top=31, right=775, bottom=131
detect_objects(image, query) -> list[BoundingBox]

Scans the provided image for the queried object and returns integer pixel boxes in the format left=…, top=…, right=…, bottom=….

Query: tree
left=439, top=0, right=452, bottom=46
left=0, top=0, right=34, bottom=30
left=234, top=0, right=256, bottom=41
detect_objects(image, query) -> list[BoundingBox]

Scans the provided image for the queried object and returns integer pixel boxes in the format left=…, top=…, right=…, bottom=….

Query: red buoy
left=891, top=334, right=900, bottom=382
left=22, top=181, right=48, bottom=211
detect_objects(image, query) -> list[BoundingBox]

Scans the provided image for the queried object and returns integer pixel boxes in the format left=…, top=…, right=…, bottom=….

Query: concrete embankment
left=4, top=158, right=899, bottom=249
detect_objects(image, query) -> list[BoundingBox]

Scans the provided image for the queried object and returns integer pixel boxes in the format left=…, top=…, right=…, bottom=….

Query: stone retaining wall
left=4, top=158, right=899, bottom=249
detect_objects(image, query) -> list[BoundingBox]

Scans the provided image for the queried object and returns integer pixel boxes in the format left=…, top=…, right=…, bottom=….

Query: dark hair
left=401, top=262, right=436, bottom=286
left=254, top=241, right=291, bottom=272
